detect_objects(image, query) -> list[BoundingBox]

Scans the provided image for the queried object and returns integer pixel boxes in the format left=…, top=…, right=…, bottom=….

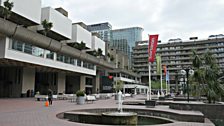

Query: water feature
left=58, top=90, right=174, bottom=125
left=101, top=90, right=138, bottom=125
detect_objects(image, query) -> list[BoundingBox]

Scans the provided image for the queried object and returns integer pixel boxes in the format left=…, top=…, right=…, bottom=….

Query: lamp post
left=180, top=68, right=194, bottom=102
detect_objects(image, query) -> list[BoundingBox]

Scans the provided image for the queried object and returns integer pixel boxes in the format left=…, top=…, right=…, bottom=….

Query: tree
left=96, top=48, right=103, bottom=56
left=41, top=19, right=53, bottom=36
left=67, top=41, right=86, bottom=50
left=192, top=50, right=224, bottom=103
left=114, top=80, right=124, bottom=92
left=2, top=0, right=14, bottom=20
left=151, top=80, right=166, bottom=89
left=87, top=49, right=97, bottom=56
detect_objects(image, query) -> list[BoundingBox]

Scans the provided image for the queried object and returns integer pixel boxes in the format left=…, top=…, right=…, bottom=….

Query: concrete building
left=133, top=38, right=224, bottom=92
left=108, top=47, right=129, bottom=70
left=0, top=0, right=114, bottom=98
left=108, top=69, right=147, bottom=94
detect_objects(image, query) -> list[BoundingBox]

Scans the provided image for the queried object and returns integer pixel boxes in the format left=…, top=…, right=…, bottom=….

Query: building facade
left=0, top=0, right=114, bottom=98
left=87, top=22, right=112, bottom=42
left=112, top=27, right=143, bottom=52
left=110, top=39, right=130, bottom=58
left=108, top=69, right=147, bottom=94
left=112, top=27, right=143, bottom=68
left=108, top=47, right=129, bottom=70
left=133, top=39, right=224, bottom=92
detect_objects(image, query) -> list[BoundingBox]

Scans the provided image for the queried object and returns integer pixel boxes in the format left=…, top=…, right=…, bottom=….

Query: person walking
left=48, top=89, right=53, bottom=105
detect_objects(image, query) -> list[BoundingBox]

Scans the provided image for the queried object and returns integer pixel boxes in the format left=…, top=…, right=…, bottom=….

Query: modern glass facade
left=87, top=22, right=112, bottom=42
left=110, top=39, right=130, bottom=56
left=112, top=27, right=143, bottom=52
left=111, top=27, right=143, bottom=68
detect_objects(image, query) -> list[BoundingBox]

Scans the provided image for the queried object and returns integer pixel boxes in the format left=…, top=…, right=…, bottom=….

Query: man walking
left=48, top=89, right=53, bottom=105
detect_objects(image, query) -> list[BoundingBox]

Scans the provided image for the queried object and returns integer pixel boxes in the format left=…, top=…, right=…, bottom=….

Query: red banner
left=163, top=65, right=167, bottom=75
left=148, top=35, right=159, bottom=62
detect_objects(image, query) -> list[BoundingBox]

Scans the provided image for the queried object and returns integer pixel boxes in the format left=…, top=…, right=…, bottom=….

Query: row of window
left=10, top=39, right=95, bottom=70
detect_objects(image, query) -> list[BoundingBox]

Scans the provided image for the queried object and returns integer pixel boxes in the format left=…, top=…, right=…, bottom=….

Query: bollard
left=45, top=101, right=49, bottom=107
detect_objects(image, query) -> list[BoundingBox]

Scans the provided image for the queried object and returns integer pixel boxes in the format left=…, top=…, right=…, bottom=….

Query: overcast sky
left=42, top=0, right=224, bottom=43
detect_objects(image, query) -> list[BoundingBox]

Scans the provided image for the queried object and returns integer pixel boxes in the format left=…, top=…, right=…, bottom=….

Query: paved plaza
left=0, top=96, right=215, bottom=126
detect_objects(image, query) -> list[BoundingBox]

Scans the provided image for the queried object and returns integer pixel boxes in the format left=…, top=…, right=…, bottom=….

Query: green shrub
left=76, top=90, right=85, bottom=97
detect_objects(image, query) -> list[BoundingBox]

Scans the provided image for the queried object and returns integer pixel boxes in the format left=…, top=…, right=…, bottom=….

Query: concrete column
left=134, top=88, right=137, bottom=95
left=94, top=71, right=100, bottom=93
left=57, top=73, right=65, bottom=94
left=22, top=68, right=35, bottom=94
left=0, top=37, right=6, bottom=58
left=80, top=76, right=86, bottom=91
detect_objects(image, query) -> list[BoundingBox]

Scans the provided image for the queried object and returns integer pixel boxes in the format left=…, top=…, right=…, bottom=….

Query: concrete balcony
left=67, top=23, right=92, bottom=49
left=38, top=7, right=72, bottom=41
left=0, top=0, right=41, bottom=26
left=92, top=36, right=105, bottom=55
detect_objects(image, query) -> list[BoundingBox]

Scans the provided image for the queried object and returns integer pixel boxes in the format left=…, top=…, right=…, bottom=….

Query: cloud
left=42, top=0, right=224, bottom=42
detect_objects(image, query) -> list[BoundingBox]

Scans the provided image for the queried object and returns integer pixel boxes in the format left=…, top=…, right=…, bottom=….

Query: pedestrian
left=48, top=89, right=53, bottom=105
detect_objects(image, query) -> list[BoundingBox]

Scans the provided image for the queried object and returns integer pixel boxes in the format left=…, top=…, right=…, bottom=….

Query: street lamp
left=180, top=68, right=194, bottom=102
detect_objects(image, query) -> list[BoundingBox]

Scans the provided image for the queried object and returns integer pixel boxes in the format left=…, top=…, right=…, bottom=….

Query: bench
left=86, top=95, right=96, bottom=103
left=35, top=95, right=48, bottom=101
left=67, top=95, right=76, bottom=102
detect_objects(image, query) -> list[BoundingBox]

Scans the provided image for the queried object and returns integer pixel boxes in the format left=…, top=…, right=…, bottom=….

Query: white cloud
left=42, top=0, right=224, bottom=42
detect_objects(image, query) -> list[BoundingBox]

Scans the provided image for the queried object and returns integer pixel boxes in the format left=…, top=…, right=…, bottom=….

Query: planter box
left=159, top=96, right=165, bottom=100
left=145, top=100, right=156, bottom=108
left=77, top=96, right=85, bottom=105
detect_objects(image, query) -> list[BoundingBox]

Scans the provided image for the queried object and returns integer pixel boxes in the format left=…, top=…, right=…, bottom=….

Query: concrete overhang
left=0, top=18, right=115, bottom=70
left=108, top=68, right=141, bottom=78
left=0, top=7, right=39, bottom=27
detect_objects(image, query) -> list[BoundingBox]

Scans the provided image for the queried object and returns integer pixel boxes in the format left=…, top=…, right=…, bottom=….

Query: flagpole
left=160, top=68, right=163, bottom=96
left=166, top=80, right=168, bottom=95
left=148, top=62, right=151, bottom=100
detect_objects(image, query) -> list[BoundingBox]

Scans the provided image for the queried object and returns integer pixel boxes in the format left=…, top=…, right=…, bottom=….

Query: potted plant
left=76, top=90, right=85, bottom=105
left=114, top=80, right=124, bottom=100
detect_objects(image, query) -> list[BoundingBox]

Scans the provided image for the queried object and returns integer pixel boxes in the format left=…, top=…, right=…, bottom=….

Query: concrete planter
left=145, top=100, right=156, bottom=108
left=114, top=94, right=118, bottom=100
left=76, top=96, right=85, bottom=105
left=114, top=94, right=124, bottom=100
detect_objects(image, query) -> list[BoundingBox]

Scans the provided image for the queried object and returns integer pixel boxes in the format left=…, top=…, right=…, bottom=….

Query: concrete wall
left=21, top=68, right=35, bottom=94
left=1, top=0, right=41, bottom=24
left=68, top=24, right=92, bottom=48
left=0, top=37, right=6, bottom=58
left=94, top=71, right=100, bottom=93
left=80, top=76, right=86, bottom=91
left=39, top=7, right=72, bottom=39
left=57, top=73, right=65, bottom=94
left=92, top=36, right=106, bottom=55
left=169, top=102, right=224, bottom=125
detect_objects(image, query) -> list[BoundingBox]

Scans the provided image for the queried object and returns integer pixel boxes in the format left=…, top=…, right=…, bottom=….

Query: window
left=46, top=50, right=54, bottom=59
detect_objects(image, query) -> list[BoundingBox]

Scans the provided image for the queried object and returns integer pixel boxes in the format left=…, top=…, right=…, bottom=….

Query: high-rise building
left=112, top=27, right=143, bottom=52
left=87, top=22, right=112, bottom=42
left=133, top=38, right=224, bottom=92
left=111, top=27, right=143, bottom=68
left=110, top=39, right=130, bottom=57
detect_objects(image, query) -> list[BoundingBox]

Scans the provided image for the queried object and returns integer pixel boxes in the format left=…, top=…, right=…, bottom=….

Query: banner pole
left=160, top=63, right=163, bottom=96
left=148, top=62, right=151, bottom=100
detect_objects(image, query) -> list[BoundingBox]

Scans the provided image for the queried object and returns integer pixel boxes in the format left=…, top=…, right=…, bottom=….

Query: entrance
left=35, top=72, right=57, bottom=95
left=0, top=67, right=22, bottom=98
left=65, top=75, right=80, bottom=94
